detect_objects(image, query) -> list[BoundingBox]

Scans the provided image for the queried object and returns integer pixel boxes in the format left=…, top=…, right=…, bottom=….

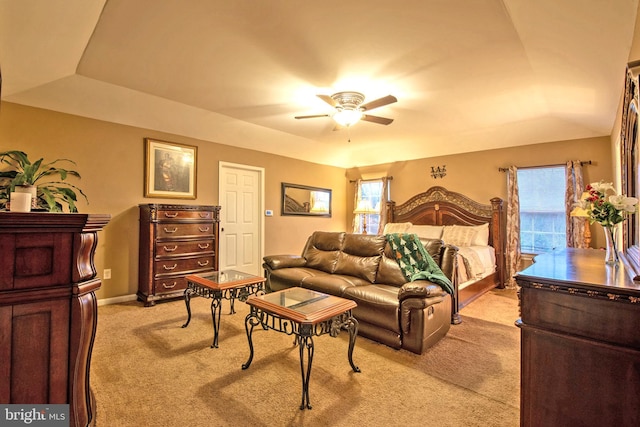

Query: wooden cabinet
left=138, top=204, right=220, bottom=306
left=515, top=249, right=640, bottom=427
left=0, top=211, right=110, bottom=427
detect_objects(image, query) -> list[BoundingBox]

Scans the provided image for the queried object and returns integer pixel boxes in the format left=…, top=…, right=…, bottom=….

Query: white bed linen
left=456, top=245, right=496, bottom=289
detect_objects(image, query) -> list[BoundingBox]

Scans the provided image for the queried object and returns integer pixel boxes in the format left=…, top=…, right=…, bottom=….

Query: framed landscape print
left=144, top=138, right=197, bottom=199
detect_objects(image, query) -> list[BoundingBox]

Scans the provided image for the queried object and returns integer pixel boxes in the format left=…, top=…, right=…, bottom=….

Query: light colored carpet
left=91, top=288, right=520, bottom=427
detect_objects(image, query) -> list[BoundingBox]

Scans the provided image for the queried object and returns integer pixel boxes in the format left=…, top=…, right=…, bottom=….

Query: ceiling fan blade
left=360, top=95, right=397, bottom=111
left=361, top=114, right=394, bottom=125
left=295, top=114, right=331, bottom=119
left=317, top=94, right=338, bottom=107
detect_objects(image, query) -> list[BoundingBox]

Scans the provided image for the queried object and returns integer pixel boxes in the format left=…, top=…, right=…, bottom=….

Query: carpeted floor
left=91, top=289, right=520, bottom=427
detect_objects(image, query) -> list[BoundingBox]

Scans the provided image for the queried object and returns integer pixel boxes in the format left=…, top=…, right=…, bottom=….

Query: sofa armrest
left=398, top=280, right=447, bottom=301
left=263, top=255, right=307, bottom=270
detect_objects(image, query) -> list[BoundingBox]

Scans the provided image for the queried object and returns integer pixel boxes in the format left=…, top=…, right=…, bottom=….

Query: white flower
left=608, top=195, right=639, bottom=213
left=589, top=181, right=615, bottom=194
left=570, top=181, right=639, bottom=226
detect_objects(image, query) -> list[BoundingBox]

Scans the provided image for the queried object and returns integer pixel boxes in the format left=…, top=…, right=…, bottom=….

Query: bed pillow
left=408, top=224, right=444, bottom=240
left=383, top=222, right=413, bottom=234
left=441, top=225, right=477, bottom=247
left=469, top=223, right=490, bottom=246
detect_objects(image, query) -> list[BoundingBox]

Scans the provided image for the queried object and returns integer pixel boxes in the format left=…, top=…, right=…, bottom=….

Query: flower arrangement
left=571, top=181, right=638, bottom=226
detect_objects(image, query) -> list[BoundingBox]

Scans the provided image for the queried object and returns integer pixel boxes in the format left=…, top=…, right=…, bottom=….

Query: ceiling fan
left=295, top=91, right=397, bottom=127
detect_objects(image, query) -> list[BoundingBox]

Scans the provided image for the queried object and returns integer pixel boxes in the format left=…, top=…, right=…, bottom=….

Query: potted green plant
left=0, top=150, right=88, bottom=212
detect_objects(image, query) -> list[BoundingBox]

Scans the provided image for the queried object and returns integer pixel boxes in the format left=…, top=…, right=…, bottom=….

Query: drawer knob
left=198, top=260, right=209, bottom=267
left=163, top=263, right=178, bottom=270
left=163, top=245, right=178, bottom=252
left=163, top=227, right=178, bottom=233
left=199, top=213, right=210, bottom=218
left=162, top=281, right=178, bottom=289
left=164, top=212, right=179, bottom=218
left=199, top=226, right=210, bottom=232
left=198, top=243, right=210, bottom=249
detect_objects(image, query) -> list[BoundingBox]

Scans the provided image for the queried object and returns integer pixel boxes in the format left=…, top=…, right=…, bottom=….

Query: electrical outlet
left=103, top=269, right=112, bottom=279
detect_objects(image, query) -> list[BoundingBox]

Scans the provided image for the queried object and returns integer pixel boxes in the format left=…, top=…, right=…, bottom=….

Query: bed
left=385, top=186, right=506, bottom=324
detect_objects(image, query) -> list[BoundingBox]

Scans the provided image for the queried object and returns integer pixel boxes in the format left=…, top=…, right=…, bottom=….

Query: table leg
left=242, top=310, right=260, bottom=370
left=298, top=333, right=314, bottom=410
left=181, top=288, right=192, bottom=328
left=229, top=295, right=236, bottom=314
left=210, top=291, right=223, bottom=348
left=344, top=315, right=361, bottom=373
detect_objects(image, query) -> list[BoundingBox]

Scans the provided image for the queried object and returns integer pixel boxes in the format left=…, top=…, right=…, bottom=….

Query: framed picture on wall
left=144, top=138, right=197, bottom=199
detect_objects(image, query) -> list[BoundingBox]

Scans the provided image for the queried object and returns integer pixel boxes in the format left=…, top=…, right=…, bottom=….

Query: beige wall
left=347, top=136, right=614, bottom=247
left=353, top=136, right=612, bottom=204
left=0, top=102, right=347, bottom=300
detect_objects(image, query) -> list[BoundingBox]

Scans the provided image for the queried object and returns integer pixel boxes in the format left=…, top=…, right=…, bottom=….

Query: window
left=518, top=167, right=566, bottom=253
left=354, top=179, right=384, bottom=234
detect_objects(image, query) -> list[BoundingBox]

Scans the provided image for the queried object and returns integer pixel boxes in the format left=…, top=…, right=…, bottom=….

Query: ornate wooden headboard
left=386, top=186, right=506, bottom=287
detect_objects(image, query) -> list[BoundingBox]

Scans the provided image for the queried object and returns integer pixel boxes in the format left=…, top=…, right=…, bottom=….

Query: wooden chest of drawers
left=138, top=204, right=220, bottom=306
left=515, top=249, right=640, bottom=426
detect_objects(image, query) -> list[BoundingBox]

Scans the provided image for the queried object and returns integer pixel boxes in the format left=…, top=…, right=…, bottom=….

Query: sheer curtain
left=376, top=177, right=390, bottom=234
left=566, top=160, right=587, bottom=248
left=352, top=177, right=390, bottom=234
left=506, top=166, right=521, bottom=288
left=352, top=179, right=362, bottom=233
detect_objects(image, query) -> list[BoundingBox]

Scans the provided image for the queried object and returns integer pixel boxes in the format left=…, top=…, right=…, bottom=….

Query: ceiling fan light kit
left=333, top=108, right=363, bottom=127
left=295, top=91, right=397, bottom=127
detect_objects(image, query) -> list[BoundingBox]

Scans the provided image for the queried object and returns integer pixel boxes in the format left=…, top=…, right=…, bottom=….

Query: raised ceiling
left=1, top=0, right=638, bottom=168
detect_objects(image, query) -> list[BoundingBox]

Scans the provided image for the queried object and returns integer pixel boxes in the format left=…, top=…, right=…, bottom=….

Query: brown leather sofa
left=262, top=231, right=456, bottom=354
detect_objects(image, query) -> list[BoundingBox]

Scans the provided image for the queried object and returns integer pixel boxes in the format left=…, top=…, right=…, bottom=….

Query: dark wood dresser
left=515, top=248, right=640, bottom=427
left=0, top=211, right=110, bottom=427
left=138, top=204, right=220, bottom=306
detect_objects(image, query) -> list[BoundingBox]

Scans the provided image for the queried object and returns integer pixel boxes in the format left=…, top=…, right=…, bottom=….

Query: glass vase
left=603, top=225, right=620, bottom=266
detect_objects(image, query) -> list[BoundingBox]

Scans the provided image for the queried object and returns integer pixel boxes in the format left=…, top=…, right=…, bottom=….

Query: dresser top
left=0, top=211, right=111, bottom=232
left=516, top=248, right=640, bottom=295
left=139, top=203, right=219, bottom=211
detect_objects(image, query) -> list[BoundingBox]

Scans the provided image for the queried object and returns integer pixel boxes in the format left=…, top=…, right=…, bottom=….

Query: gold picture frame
left=144, top=138, right=197, bottom=199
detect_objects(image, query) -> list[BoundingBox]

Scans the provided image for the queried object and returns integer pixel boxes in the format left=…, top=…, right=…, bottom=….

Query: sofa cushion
left=303, top=231, right=345, bottom=273
left=421, top=238, right=444, bottom=265
left=334, top=234, right=386, bottom=283
left=375, top=249, right=408, bottom=286
left=343, top=284, right=401, bottom=333
left=267, top=267, right=321, bottom=292
left=301, top=274, right=369, bottom=296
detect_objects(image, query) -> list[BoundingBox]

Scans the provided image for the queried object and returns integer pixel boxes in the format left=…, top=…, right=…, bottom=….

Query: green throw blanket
left=385, top=233, right=454, bottom=295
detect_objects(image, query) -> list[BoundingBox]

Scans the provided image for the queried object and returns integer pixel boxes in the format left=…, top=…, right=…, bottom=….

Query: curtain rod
left=349, top=176, right=393, bottom=183
left=498, top=160, right=591, bottom=172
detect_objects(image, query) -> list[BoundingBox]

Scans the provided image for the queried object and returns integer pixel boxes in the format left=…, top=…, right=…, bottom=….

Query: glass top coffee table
left=242, top=287, right=360, bottom=410
left=182, top=270, right=265, bottom=348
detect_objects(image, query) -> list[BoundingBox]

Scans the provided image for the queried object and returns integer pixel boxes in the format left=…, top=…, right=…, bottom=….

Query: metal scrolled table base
left=242, top=308, right=360, bottom=410
left=182, top=282, right=264, bottom=348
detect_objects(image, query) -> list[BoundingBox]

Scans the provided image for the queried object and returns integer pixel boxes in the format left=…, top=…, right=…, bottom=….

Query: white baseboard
left=98, top=294, right=138, bottom=306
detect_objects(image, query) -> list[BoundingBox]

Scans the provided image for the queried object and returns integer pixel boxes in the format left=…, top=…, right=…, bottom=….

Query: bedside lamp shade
left=354, top=200, right=378, bottom=234
left=353, top=200, right=374, bottom=214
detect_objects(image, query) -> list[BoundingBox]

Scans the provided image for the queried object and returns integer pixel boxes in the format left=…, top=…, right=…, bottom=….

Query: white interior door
left=218, top=162, right=264, bottom=275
